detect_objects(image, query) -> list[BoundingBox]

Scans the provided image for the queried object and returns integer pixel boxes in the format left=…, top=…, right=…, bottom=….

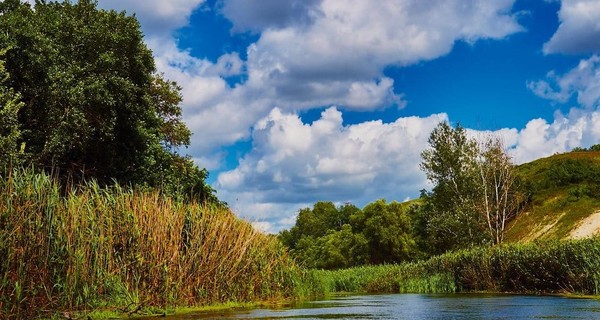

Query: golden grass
left=0, top=168, right=301, bottom=319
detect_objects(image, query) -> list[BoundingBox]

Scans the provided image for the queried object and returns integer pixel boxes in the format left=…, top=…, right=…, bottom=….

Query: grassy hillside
left=505, top=151, right=600, bottom=242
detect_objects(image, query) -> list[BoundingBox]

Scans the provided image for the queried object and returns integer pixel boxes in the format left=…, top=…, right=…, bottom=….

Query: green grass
left=504, top=151, right=600, bottom=242
left=310, top=238, right=600, bottom=296
left=0, top=168, right=307, bottom=319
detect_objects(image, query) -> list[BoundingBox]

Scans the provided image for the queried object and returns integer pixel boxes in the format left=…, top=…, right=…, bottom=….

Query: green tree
left=358, top=199, right=417, bottom=264
left=319, top=225, right=369, bottom=269
left=281, top=201, right=355, bottom=250
left=589, top=144, right=600, bottom=152
left=0, top=0, right=216, bottom=202
left=0, top=51, right=24, bottom=169
left=420, top=123, right=525, bottom=252
left=279, top=202, right=366, bottom=269
left=420, top=122, right=486, bottom=252
left=476, top=136, right=525, bottom=244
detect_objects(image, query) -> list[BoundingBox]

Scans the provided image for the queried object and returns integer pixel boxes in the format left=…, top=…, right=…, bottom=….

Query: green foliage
left=419, top=122, right=489, bottom=252
left=282, top=202, right=368, bottom=269
left=0, top=0, right=217, bottom=203
left=504, top=151, right=600, bottom=242
left=572, top=144, right=600, bottom=152
left=0, top=50, right=24, bottom=170
left=358, top=199, right=418, bottom=264
left=280, top=200, right=419, bottom=269
left=307, top=238, right=600, bottom=296
left=419, top=122, right=525, bottom=252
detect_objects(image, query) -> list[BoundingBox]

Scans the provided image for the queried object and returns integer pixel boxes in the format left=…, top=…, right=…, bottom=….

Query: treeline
left=0, top=0, right=218, bottom=203
left=281, top=127, right=600, bottom=270
left=571, top=144, right=600, bottom=152
left=279, top=200, right=421, bottom=269
left=280, top=123, right=529, bottom=269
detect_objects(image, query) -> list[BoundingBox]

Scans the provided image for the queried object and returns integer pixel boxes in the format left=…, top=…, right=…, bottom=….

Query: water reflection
left=165, top=293, right=600, bottom=319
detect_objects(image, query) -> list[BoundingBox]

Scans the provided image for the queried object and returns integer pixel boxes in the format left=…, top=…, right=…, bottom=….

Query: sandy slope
left=569, top=210, right=600, bottom=239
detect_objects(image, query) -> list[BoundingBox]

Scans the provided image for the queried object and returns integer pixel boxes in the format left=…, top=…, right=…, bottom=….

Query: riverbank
left=3, top=169, right=600, bottom=319
left=309, top=238, right=600, bottom=296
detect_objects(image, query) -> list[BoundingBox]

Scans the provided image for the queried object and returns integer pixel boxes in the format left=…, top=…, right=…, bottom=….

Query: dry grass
left=0, top=168, right=300, bottom=319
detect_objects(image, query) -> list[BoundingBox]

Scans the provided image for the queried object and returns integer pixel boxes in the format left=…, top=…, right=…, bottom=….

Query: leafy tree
left=420, top=122, right=525, bottom=252
left=359, top=199, right=418, bottom=264
left=476, top=136, right=525, bottom=244
left=280, top=200, right=417, bottom=268
left=319, top=225, right=369, bottom=269
left=0, top=51, right=24, bottom=169
left=0, top=0, right=216, bottom=202
left=281, top=201, right=355, bottom=250
left=291, top=226, right=369, bottom=269
left=420, top=122, right=486, bottom=252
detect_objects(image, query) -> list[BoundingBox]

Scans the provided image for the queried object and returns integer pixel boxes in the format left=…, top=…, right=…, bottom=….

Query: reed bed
left=311, top=238, right=600, bottom=296
left=0, top=168, right=301, bottom=319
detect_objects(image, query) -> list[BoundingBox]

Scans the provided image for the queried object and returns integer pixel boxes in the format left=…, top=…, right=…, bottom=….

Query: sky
left=94, top=0, right=600, bottom=233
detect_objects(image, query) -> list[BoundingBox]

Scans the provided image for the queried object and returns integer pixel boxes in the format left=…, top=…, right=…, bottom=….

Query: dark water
left=168, top=294, right=600, bottom=319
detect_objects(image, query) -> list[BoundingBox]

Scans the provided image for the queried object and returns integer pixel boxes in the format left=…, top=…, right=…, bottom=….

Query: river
left=161, top=293, right=600, bottom=319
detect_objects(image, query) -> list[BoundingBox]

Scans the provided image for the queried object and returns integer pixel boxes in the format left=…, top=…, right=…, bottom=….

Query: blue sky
left=98, top=0, right=600, bottom=232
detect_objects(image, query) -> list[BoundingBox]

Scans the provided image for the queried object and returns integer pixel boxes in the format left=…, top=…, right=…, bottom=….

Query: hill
left=505, top=151, right=600, bottom=242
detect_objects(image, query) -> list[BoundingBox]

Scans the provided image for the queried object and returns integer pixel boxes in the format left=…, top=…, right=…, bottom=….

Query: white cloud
left=242, top=0, right=522, bottom=110
left=221, top=0, right=322, bottom=33
left=98, top=0, right=205, bottom=39
left=518, top=55, right=600, bottom=163
left=528, top=55, right=600, bottom=109
left=511, top=109, right=600, bottom=163
left=96, top=0, right=523, bottom=161
left=544, top=0, right=600, bottom=54
left=216, top=108, right=447, bottom=229
left=186, top=0, right=522, bottom=158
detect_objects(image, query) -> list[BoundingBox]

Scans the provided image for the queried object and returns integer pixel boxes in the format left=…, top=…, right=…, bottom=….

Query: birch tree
left=420, top=122, right=486, bottom=251
left=420, top=122, right=525, bottom=251
left=476, top=136, right=525, bottom=244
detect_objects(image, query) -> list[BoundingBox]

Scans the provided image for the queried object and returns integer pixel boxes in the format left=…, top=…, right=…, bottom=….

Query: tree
left=359, top=199, right=417, bottom=264
left=0, top=50, right=24, bottom=169
left=420, top=122, right=486, bottom=252
left=0, top=0, right=216, bottom=202
left=420, top=122, right=525, bottom=251
left=281, top=201, right=355, bottom=250
left=476, top=136, right=525, bottom=244
left=319, top=225, right=369, bottom=269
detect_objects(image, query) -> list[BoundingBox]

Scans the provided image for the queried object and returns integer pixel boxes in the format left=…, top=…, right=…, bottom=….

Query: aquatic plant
left=312, top=238, right=600, bottom=296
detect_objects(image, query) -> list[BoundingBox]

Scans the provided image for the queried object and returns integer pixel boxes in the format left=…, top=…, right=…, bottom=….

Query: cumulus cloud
left=98, top=0, right=205, bottom=39
left=96, top=0, right=523, bottom=159
left=519, top=55, right=600, bottom=163
left=220, top=0, right=323, bottom=33
left=216, top=108, right=447, bottom=229
left=544, top=0, right=600, bottom=54
left=528, top=55, right=600, bottom=109
left=511, top=109, right=600, bottom=163
left=243, top=0, right=522, bottom=110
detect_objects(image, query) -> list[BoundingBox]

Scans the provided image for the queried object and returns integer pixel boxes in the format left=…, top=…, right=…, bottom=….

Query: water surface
left=166, top=294, right=600, bottom=319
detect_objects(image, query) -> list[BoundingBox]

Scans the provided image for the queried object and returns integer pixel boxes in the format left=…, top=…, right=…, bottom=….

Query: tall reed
left=311, top=238, right=600, bottom=296
left=0, top=168, right=301, bottom=319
